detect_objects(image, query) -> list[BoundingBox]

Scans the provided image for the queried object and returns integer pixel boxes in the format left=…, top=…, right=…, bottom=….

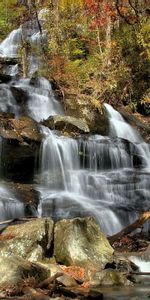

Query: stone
left=91, top=269, right=132, bottom=286
left=0, top=115, right=41, bottom=142
left=54, top=217, right=114, bottom=270
left=42, top=115, right=90, bottom=134
left=63, top=93, right=108, bottom=135
left=0, top=114, right=41, bottom=182
left=119, top=106, right=150, bottom=142
left=0, top=255, right=49, bottom=287
left=140, top=245, right=150, bottom=261
left=0, top=218, right=54, bottom=262
left=0, top=73, right=12, bottom=83
left=37, top=263, right=78, bottom=287
left=8, top=182, right=40, bottom=215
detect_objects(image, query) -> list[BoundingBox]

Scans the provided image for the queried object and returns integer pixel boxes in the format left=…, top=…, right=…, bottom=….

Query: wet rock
left=0, top=218, right=54, bottom=262
left=0, top=255, right=49, bottom=287
left=0, top=114, right=41, bottom=182
left=119, top=106, right=150, bottom=142
left=91, top=269, right=132, bottom=286
left=0, top=73, right=12, bottom=83
left=0, top=57, right=18, bottom=65
left=141, top=245, right=150, bottom=261
left=11, top=85, right=28, bottom=107
left=0, top=57, right=20, bottom=78
left=54, top=217, right=114, bottom=270
left=0, top=115, right=41, bottom=142
left=8, top=182, right=40, bottom=215
left=42, top=115, right=90, bottom=134
left=57, top=286, right=103, bottom=299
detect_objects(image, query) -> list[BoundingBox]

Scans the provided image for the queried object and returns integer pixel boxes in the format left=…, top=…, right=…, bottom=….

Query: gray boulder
left=0, top=255, right=49, bottom=287
left=42, top=115, right=90, bottom=134
left=54, top=217, right=114, bottom=270
left=0, top=218, right=54, bottom=262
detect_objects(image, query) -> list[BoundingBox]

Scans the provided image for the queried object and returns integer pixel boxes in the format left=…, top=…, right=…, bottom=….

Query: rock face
left=91, top=269, right=131, bottom=286
left=0, top=115, right=41, bottom=142
left=119, top=106, right=150, bottom=142
left=42, top=115, right=90, bottom=134
left=0, top=114, right=41, bottom=182
left=138, top=88, right=150, bottom=116
left=8, top=182, right=40, bottom=215
left=0, top=218, right=54, bottom=262
left=63, top=93, right=109, bottom=135
left=0, top=255, right=49, bottom=287
left=54, top=217, right=114, bottom=270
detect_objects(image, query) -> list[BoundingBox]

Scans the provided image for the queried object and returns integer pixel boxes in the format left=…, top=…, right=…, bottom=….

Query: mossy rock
left=91, top=269, right=132, bottom=286
left=0, top=255, right=49, bottom=288
left=0, top=218, right=54, bottom=262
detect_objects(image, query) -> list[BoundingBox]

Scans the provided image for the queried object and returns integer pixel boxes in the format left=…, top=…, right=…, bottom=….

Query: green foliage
left=1, top=0, right=149, bottom=114
left=0, top=0, right=25, bottom=40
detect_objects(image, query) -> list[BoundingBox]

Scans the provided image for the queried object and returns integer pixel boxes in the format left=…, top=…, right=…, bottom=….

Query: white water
left=0, top=28, right=22, bottom=58
left=130, top=256, right=150, bottom=274
left=0, top=84, right=20, bottom=115
left=104, top=103, right=150, bottom=170
left=0, top=185, right=24, bottom=221
left=37, top=104, right=150, bottom=235
left=11, top=76, right=63, bottom=121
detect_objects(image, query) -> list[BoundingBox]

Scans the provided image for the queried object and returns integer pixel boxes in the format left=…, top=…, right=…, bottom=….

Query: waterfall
left=0, top=25, right=149, bottom=235
left=10, top=76, right=63, bottom=121
left=0, top=28, right=22, bottom=58
left=104, top=103, right=150, bottom=170
left=0, top=185, right=24, bottom=221
left=38, top=106, right=150, bottom=235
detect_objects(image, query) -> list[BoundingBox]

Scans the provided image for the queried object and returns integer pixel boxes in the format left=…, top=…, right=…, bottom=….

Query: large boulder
left=0, top=218, right=54, bottom=262
left=91, top=269, right=132, bottom=286
left=0, top=115, right=41, bottom=142
left=63, top=92, right=109, bottom=135
left=42, top=115, right=90, bottom=134
left=54, top=217, right=114, bottom=270
left=0, top=255, right=49, bottom=287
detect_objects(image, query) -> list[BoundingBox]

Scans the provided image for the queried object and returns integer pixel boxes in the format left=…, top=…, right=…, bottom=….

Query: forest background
left=0, top=0, right=149, bottom=116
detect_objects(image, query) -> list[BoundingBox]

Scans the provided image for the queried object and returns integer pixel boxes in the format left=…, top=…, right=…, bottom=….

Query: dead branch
left=37, top=272, right=63, bottom=289
left=0, top=217, right=37, bottom=226
left=108, top=208, right=150, bottom=244
left=130, top=272, right=150, bottom=276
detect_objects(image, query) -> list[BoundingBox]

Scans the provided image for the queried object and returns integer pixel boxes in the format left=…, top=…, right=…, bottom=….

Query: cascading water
left=0, top=28, right=22, bottom=58
left=0, top=21, right=149, bottom=236
left=38, top=124, right=150, bottom=235
left=11, top=77, right=63, bottom=121
left=104, top=103, right=150, bottom=170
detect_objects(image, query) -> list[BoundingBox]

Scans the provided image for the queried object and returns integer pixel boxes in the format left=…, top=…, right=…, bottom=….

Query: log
left=108, top=208, right=150, bottom=244
left=0, top=217, right=37, bottom=226
left=37, top=272, right=63, bottom=289
left=130, top=272, right=150, bottom=276
left=22, top=287, right=50, bottom=299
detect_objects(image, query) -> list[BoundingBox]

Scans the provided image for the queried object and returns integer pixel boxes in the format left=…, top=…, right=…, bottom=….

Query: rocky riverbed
left=0, top=217, right=149, bottom=300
